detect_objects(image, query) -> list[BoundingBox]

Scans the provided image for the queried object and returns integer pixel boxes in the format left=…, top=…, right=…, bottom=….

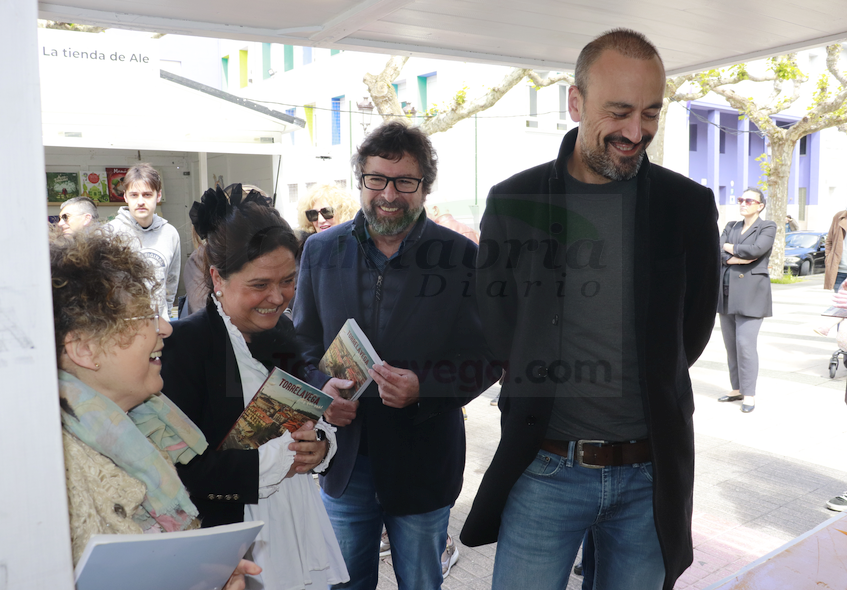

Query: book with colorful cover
left=318, top=318, right=382, bottom=401
left=46, top=171, right=80, bottom=202
left=218, top=367, right=333, bottom=450
left=106, top=167, right=129, bottom=202
left=79, top=170, right=110, bottom=203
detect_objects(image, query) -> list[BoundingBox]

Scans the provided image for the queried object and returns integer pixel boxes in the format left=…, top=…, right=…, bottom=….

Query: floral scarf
left=58, top=370, right=207, bottom=532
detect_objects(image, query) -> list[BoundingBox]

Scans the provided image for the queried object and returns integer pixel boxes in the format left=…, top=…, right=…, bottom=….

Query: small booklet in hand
left=319, top=318, right=382, bottom=401
left=821, top=306, right=847, bottom=318
left=218, top=367, right=333, bottom=450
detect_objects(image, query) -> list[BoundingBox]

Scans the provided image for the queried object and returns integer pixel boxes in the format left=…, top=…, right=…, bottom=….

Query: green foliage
left=695, top=69, right=721, bottom=93
left=729, top=63, right=749, bottom=81
left=454, top=85, right=469, bottom=106
left=813, top=73, right=832, bottom=106
left=770, top=269, right=804, bottom=284
left=767, top=56, right=802, bottom=80
left=755, top=154, right=770, bottom=193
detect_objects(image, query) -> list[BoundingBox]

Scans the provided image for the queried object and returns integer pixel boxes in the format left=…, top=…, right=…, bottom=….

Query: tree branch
left=827, top=44, right=847, bottom=87
left=526, top=71, right=574, bottom=87
left=363, top=56, right=410, bottom=122
left=421, top=68, right=532, bottom=134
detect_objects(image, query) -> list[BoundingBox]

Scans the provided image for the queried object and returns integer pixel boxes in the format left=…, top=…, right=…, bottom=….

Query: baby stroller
left=825, top=320, right=847, bottom=378
left=828, top=348, right=847, bottom=378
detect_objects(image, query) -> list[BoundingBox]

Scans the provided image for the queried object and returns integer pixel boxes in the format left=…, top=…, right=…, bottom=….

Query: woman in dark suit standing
left=717, top=187, right=776, bottom=413
left=161, top=185, right=351, bottom=590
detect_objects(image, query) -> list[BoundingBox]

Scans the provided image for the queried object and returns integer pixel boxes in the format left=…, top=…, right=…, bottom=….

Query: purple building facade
left=687, top=100, right=821, bottom=222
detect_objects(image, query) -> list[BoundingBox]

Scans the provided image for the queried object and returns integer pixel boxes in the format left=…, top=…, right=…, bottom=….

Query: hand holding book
left=289, top=421, right=329, bottom=475
left=322, top=378, right=358, bottom=427
left=370, top=361, right=420, bottom=409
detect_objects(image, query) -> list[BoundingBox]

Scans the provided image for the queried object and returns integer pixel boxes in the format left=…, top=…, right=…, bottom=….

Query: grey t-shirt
left=544, top=171, right=648, bottom=442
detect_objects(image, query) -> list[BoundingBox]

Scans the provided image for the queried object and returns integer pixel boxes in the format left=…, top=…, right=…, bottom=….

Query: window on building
left=331, top=49, right=341, bottom=56
left=262, top=43, right=272, bottom=80
left=689, top=124, right=698, bottom=151
left=418, top=72, right=436, bottom=112
left=335, top=179, right=347, bottom=189
left=331, top=96, right=344, bottom=146
left=288, top=184, right=298, bottom=204
left=284, top=45, right=294, bottom=72
left=799, top=187, right=807, bottom=221
left=529, top=87, right=538, bottom=117
left=221, top=56, right=229, bottom=87
left=305, top=182, right=316, bottom=192
left=558, top=85, right=568, bottom=119
left=394, top=80, right=407, bottom=106
left=719, top=129, right=726, bottom=154
left=800, top=135, right=807, bottom=155
left=303, top=47, right=313, bottom=65
left=286, top=108, right=297, bottom=145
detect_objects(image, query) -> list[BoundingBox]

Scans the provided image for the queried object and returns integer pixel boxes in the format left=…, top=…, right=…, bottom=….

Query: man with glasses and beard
left=460, top=29, right=720, bottom=590
left=294, top=121, right=493, bottom=590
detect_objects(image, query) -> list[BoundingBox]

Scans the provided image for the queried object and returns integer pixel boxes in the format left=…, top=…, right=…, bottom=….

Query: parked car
left=784, top=230, right=827, bottom=275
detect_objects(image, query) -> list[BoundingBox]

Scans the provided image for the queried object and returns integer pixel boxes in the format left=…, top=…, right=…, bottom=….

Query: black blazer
left=161, top=298, right=315, bottom=527
left=718, top=218, right=775, bottom=318
left=294, top=212, right=495, bottom=516
left=459, top=128, right=720, bottom=590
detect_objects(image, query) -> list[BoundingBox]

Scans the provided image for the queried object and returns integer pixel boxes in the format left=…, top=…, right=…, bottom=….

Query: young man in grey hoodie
left=107, top=163, right=181, bottom=318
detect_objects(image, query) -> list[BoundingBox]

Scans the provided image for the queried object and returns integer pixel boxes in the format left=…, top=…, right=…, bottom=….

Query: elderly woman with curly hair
left=296, top=183, right=359, bottom=236
left=51, top=228, right=259, bottom=589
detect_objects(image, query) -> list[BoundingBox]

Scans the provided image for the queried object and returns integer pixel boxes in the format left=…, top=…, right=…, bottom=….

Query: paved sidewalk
left=374, top=273, right=847, bottom=589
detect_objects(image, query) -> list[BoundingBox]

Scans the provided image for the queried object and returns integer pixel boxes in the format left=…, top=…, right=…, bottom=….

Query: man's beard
left=581, top=133, right=651, bottom=181
left=363, top=198, right=424, bottom=236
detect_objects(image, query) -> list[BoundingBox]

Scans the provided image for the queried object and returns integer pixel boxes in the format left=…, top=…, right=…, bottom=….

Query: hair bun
left=189, top=184, right=271, bottom=239
left=189, top=186, right=229, bottom=240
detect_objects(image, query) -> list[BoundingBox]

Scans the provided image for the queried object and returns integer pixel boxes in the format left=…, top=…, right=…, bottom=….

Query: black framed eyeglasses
left=361, top=174, right=424, bottom=193
left=305, top=207, right=335, bottom=222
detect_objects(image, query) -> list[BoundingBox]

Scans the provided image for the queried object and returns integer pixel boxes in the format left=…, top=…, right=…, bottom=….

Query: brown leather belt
left=540, top=438, right=651, bottom=469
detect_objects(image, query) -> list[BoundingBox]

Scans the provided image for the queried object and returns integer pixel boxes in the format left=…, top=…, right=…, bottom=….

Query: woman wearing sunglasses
left=296, top=183, right=359, bottom=236
left=717, top=187, right=776, bottom=413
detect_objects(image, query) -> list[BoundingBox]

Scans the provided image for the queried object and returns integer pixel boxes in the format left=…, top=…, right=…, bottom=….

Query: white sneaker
left=379, top=529, right=391, bottom=557
left=441, top=535, right=459, bottom=578
left=826, top=492, right=847, bottom=511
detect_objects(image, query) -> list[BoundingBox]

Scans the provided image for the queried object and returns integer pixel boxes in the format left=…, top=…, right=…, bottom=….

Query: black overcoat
left=460, top=128, right=720, bottom=590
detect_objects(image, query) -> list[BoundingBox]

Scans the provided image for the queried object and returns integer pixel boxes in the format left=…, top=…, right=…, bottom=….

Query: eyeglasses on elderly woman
left=305, top=207, right=335, bottom=222
left=122, top=312, right=161, bottom=334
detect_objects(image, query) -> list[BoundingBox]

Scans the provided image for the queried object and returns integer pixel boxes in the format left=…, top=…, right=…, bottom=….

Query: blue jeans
left=835, top=272, right=847, bottom=292
left=492, top=443, right=665, bottom=590
left=321, top=454, right=450, bottom=590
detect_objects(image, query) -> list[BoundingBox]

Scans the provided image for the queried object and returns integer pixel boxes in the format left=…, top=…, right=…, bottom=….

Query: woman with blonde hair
left=296, top=183, right=359, bottom=236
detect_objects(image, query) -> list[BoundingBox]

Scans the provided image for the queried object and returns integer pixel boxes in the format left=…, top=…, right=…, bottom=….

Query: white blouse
left=213, top=296, right=348, bottom=590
